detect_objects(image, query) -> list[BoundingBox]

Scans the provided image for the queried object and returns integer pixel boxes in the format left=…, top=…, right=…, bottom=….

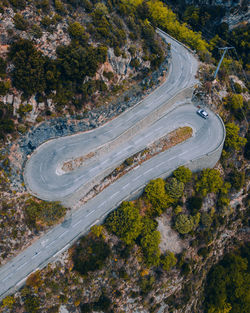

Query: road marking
left=16, top=262, right=28, bottom=271
left=122, top=183, right=130, bottom=189
left=144, top=168, right=153, bottom=175
left=110, top=191, right=119, bottom=199
left=89, top=219, right=100, bottom=228
left=47, top=240, right=56, bottom=247
left=86, top=210, right=94, bottom=217
left=73, top=220, right=82, bottom=227
left=133, top=175, right=141, bottom=182
left=2, top=274, right=13, bottom=283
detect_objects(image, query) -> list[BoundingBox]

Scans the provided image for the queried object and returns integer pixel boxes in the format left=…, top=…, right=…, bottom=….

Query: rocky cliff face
left=184, top=0, right=242, bottom=7
left=182, top=0, right=249, bottom=28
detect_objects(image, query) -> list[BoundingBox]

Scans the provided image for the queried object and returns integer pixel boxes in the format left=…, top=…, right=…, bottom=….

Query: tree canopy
left=224, top=123, right=247, bottom=152
left=173, top=166, right=192, bottom=184
left=144, top=178, right=172, bottom=216
left=195, top=169, right=224, bottom=197
left=204, top=244, right=250, bottom=313
left=105, top=201, right=142, bottom=245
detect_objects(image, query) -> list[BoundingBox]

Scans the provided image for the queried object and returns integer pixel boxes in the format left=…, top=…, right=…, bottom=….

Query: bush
left=145, top=178, right=172, bottom=216
left=9, top=0, right=26, bottom=9
left=161, top=251, right=177, bottom=271
left=105, top=201, right=142, bottom=245
left=224, top=123, right=247, bottom=152
left=73, top=237, right=111, bottom=275
left=175, top=214, right=194, bottom=234
left=173, top=166, right=192, bottom=183
left=201, top=212, right=213, bottom=229
left=165, top=177, right=184, bottom=199
left=229, top=168, right=245, bottom=191
left=140, top=230, right=161, bottom=266
left=195, top=169, right=223, bottom=196
left=24, top=198, right=67, bottom=229
left=30, top=24, right=43, bottom=39
left=204, top=246, right=249, bottom=313
left=187, top=196, right=203, bottom=215
left=13, top=13, right=29, bottom=31
left=198, top=247, right=210, bottom=258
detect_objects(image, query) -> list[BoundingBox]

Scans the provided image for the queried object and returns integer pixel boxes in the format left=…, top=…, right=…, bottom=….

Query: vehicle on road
left=197, top=109, right=208, bottom=119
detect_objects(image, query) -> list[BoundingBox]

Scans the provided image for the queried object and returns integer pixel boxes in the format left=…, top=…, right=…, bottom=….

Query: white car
left=197, top=109, right=208, bottom=119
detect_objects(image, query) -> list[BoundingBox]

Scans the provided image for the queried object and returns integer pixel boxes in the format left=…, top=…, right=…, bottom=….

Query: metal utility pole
left=213, top=47, right=234, bottom=79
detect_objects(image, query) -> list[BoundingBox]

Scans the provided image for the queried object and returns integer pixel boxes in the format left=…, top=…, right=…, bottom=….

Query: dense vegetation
left=73, top=235, right=111, bottom=275
left=204, top=243, right=250, bottom=313
left=24, top=198, right=67, bottom=229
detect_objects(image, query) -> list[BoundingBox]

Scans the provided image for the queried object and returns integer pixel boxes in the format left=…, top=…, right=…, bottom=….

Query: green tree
left=13, top=13, right=29, bottom=30
left=68, top=22, right=88, bottom=43
left=165, top=177, right=184, bottom=199
left=24, top=198, right=67, bottom=229
left=204, top=246, right=250, bottom=313
left=90, top=224, right=105, bottom=239
left=195, top=169, right=224, bottom=196
left=175, top=214, right=194, bottom=234
left=0, top=57, right=7, bottom=77
left=73, top=237, right=111, bottom=275
left=201, top=212, right=213, bottom=229
left=229, top=168, right=245, bottom=191
left=161, top=250, right=177, bottom=271
left=8, top=39, right=46, bottom=97
left=2, top=296, right=15, bottom=308
left=173, top=166, right=192, bottom=183
left=145, top=178, right=172, bottom=216
left=140, top=230, right=161, bottom=266
left=106, top=201, right=142, bottom=245
left=187, top=196, right=203, bottom=215
left=224, top=123, right=247, bottom=151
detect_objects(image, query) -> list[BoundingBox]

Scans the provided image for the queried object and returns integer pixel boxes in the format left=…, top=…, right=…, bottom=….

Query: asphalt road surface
left=0, top=30, right=225, bottom=300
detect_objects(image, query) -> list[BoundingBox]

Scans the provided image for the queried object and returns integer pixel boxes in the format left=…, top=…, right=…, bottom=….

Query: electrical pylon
left=213, top=47, right=234, bottom=79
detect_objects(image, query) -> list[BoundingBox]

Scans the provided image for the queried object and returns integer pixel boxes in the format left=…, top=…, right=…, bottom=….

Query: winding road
left=0, top=30, right=225, bottom=300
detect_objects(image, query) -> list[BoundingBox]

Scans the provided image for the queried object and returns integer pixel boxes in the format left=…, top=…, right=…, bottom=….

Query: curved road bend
left=0, top=31, right=224, bottom=299
left=24, top=31, right=198, bottom=203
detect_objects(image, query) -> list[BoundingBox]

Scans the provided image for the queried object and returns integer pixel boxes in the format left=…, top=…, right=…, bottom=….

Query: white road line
left=133, top=176, right=141, bottom=182
left=110, top=191, right=119, bottom=199
left=2, top=274, right=12, bottom=283
left=73, top=220, right=82, bottom=227
left=89, top=219, right=100, bottom=228
left=47, top=240, right=56, bottom=247
left=144, top=168, right=154, bottom=175
left=122, top=183, right=130, bottom=189
left=16, top=262, right=28, bottom=271
left=86, top=210, right=94, bottom=217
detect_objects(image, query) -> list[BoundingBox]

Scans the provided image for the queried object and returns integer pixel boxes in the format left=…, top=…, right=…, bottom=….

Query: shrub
left=165, top=177, right=184, bottom=199
left=224, top=123, right=247, bottom=151
left=161, top=251, right=177, bottom=271
left=173, top=166, right=192, bottom=183
left=201, top=212, right=213, bottom=229
left=195, top=169, right=223, bottom=196
left=13, top=13, right=29, bottom=31
left=229, top=168, right=245, bottom=190
left=145, top=178, right=172, bottom=216
left=105, top=201, right=142, bottom=245
left=140, top=230, right=161, bottom=266
left=187, top=196, right=203, bottom=215
left=24, top=198, right=67, bottom=229
left=73, top=237, right=111, bottom=275
left=175, top=214, right=194, bottom=234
